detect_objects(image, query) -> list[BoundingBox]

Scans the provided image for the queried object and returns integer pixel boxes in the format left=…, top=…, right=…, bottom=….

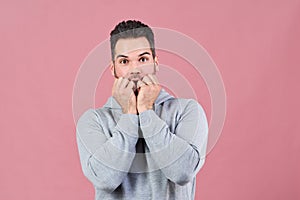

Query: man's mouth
left=130, top=77, right=140, bottom=81
left=128, top=75, right=142, bottom=81
left=126, top=74, right=144, bottom=93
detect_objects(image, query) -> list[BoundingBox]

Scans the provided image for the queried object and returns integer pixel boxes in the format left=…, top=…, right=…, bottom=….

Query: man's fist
left=112, top=77, right=137, bottom=114
left=136, top=74, right=161, bottom=113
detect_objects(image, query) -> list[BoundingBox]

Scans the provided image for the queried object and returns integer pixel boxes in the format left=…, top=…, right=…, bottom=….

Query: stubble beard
left=113, top=64, right=157, bottom=96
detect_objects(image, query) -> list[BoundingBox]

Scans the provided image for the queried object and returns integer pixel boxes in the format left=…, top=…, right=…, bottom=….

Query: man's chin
left=132, top=79, right=139, bottom=83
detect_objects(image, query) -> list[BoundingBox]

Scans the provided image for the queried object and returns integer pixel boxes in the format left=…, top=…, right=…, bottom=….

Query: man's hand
left=136, top=74, right=161, bottom=113
left=112, top=77, right=137, bottom=114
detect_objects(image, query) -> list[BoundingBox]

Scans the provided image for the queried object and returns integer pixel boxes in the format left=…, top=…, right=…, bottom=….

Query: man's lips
left=127, top=73, right=145, bottom=81
left=130, top=78, right=141, bottom=82
left=128, top=76, right=142, bottom=81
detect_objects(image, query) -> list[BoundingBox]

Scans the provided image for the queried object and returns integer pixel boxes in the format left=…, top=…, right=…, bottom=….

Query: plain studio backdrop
left=1, top=0, right=299, bottom=199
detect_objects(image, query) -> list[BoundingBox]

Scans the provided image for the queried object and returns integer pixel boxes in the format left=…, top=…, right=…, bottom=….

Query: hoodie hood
left=103, top=88, right=175, bottom=109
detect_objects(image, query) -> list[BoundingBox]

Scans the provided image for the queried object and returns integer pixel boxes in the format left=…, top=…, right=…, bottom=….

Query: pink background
left=1, top=0, right=299, bottom=199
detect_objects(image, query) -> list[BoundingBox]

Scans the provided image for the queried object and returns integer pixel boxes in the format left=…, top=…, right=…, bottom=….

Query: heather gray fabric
left=76, top=89, right=208, bottom=200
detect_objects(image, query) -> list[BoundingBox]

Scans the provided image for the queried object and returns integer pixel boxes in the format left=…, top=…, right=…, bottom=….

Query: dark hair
left=110, top=20, right=156, bottom=60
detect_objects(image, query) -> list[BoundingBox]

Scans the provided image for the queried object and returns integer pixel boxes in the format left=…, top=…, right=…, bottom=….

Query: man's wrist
left=138, top=105, right=153, bottom=113
left=123, top=108, right=137, bottom=114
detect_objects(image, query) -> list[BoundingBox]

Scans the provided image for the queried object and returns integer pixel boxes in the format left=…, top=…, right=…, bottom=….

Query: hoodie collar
left=103, top=88, right=175, bottom=109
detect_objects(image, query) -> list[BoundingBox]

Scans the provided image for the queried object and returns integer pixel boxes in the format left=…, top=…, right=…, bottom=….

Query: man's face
left=110, top=37, right=158, bottom=82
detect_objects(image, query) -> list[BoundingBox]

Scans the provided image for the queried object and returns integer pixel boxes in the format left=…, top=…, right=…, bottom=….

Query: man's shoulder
left=94, top=106, right=118, bottom=118
left=159, top=97, right=205, bottom=115
left=77, top=106, right=116, bottom=122
left=161, top=97, right=201, bottom=108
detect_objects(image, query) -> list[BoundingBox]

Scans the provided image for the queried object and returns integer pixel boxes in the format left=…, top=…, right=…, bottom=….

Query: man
left=76, top=20, right=208, bottom=199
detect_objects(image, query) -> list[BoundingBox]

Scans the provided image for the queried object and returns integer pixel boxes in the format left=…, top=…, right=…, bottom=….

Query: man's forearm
left=138, top=101, right=208, bottom=185
left=76, top=109, right=139, bottom=192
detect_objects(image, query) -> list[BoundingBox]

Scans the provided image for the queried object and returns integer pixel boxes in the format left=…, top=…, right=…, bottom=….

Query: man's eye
left=139, top=57, right=148, bottom=62
left=119, top=59, right=128, bottom=64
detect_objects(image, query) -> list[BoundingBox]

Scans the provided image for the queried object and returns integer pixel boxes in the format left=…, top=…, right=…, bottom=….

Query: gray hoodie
left=76, top=89, right=208, bottom=200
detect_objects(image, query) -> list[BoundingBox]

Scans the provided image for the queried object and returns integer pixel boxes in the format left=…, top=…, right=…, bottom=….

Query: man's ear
left=110, top=61, right=114, bottom=76
left=154, top=56, right=159, bottom=72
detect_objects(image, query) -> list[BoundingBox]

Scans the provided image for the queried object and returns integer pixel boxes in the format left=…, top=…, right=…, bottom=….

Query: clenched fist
left=112, top=77, right=137, bottom=114
left=136, top=74, right=161, bottom=113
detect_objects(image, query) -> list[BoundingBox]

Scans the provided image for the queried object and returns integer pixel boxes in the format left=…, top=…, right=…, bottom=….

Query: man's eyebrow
left=116, top=54, right=128, bottom=59
left=138, top=52, right=151, bottom=57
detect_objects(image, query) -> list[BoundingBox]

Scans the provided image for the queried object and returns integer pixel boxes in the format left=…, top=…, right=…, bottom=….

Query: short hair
left=110, top=20, right=156, bottom=61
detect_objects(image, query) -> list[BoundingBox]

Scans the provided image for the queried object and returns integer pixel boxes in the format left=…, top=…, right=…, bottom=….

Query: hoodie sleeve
left=139, top=99, right=208, bottom=186
left=76, top=109, right=139, bottom=192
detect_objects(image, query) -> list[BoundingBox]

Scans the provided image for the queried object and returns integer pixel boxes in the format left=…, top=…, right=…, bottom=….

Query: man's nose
left=129, top=61, right=142, bottom=73
left=130, top=67, right=141, bottom=75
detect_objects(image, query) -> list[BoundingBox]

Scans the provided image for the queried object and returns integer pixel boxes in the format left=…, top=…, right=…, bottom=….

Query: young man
left=76, top=20, right=208, bottom=199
